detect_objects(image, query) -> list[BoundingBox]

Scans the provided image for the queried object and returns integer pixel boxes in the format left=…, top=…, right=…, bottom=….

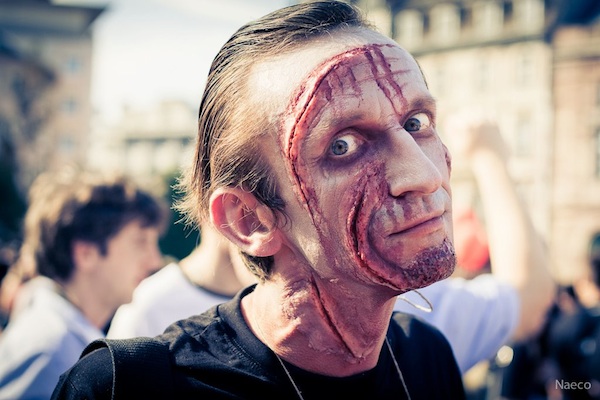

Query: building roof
left=0, top=0, right=106, bottom=36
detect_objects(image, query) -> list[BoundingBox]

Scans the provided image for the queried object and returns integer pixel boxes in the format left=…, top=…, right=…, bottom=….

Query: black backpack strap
left=82, top=337, right=174, bottom=400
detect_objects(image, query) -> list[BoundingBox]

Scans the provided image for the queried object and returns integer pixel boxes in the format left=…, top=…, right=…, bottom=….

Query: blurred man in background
left=0, top=167, right=167, bottom=400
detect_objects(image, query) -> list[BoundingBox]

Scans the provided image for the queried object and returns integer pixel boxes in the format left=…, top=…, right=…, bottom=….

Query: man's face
left=93, top=220, right=162, bottom=308
left=250, top=30, right=455, bottom=293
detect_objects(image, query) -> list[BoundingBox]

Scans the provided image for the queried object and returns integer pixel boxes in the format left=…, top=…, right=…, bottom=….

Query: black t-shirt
left=52, top=286, right=465, bottom=399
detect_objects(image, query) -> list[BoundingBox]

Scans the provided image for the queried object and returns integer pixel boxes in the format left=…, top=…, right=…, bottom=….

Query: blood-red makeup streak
left=364, top=46, right=409, bottom=116
left=345, top=164, right=391, bottom=285
left=309, top=276, right=355, bottom=356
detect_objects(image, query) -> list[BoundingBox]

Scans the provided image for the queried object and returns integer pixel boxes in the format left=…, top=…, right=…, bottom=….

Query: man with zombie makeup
left=52, top=2, right=465, bottom=399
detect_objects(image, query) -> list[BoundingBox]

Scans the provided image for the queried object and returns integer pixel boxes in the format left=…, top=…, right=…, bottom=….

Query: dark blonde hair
left=26, top=168, right=167, bottom=281
left=178, top=1, right=371, bottom=280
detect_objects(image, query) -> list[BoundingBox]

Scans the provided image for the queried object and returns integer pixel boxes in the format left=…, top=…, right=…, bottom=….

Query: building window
left=503, top=1, right=514, bottom=27
left=460, top=6, right=472, bottom=30
left=431, top=4, right=460, bottom=43
left=421, top=12, right=430, bottom=38
left=473, top=1, right=502, bottom=37
left=395, top=10, right=424, bottom=48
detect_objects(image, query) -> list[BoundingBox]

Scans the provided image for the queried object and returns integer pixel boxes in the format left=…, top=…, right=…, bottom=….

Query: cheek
left=309, top=163, right=388, bottom=278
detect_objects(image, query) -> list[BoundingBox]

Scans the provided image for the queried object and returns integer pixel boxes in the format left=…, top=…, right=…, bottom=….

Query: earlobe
left=210, top=188, right=281, bottom=257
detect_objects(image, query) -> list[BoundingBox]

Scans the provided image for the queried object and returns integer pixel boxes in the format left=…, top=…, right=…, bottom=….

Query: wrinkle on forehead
left=282, top=43, right=414, bottom=154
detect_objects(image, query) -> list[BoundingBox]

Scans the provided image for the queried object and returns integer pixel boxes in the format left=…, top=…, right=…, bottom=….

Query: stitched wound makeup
left=279, top=43, right=454, bottom=291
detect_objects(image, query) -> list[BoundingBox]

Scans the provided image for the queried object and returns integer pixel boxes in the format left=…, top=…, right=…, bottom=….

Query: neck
left=180, top=237, right=242, bottom=297
left=57, top=279, right=113, bottom=330
left=241, top=267, right=396, bottom=377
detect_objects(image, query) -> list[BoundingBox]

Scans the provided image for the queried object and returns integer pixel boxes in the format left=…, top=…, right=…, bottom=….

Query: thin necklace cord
left=271, top=335, right=412, bottom=400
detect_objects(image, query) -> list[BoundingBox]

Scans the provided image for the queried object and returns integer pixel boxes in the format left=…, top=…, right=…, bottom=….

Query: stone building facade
left=0, top=0, right=104, bottom=187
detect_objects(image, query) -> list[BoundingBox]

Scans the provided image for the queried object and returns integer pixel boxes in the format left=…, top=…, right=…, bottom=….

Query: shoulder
left=396, top=275, right=518, bottom=312
left=52, top=345, right=113, bottom=400
left=0, top=320, right=84, bottom=400
left=389, top=311, right=458, bottom=369
left=107, top=264, right=205, bottom=338
left=115, top=263, right=228, bottom=314
left=390, top=311, right=449, bottom=345
left=0, top=306, right=77, bottom=365
left=55, top=304, right=237, bottom=398
left=156, top=289, right=259, bottom=370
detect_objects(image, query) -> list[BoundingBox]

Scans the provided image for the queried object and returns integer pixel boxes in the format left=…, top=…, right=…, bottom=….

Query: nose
left=386, top=131, right=443, bottom=197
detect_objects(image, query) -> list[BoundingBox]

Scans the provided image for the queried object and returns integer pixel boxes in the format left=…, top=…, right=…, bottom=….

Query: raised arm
left=446, top=115, right=556, bottom=342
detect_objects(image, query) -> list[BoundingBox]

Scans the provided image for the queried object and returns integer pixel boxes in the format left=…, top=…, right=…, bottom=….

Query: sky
left=66, top=0, right=292, bottom=122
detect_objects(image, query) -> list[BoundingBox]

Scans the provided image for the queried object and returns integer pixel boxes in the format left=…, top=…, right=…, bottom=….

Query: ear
left=209, top=188, right=281, bottom=257
left=72, top=240, right=100, bottom=273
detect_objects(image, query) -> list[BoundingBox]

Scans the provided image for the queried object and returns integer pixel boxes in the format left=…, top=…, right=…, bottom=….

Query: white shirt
left=107, top=263, right=232, bottom=339
left=0, top=277, right=104, bottom=400
left=394, top=274, right=520, bottom=374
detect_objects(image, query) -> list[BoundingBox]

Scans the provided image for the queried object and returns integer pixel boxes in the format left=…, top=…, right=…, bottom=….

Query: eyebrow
left=322, top=94, right=438, bottom=129
left=410, top=95, right=437, bottom=114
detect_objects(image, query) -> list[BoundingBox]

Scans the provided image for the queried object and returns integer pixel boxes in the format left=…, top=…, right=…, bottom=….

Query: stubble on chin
left=396, top=237, right=456, bottom=292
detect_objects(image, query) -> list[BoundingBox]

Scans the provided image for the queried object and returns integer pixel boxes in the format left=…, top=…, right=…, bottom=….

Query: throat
left=246, top=277, right=395, bottom=375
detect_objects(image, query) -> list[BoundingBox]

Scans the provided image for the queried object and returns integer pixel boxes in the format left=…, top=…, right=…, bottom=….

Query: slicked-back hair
left=178, top=1, right=371, bottom=280
left=26, top=169, right=167, bottom=281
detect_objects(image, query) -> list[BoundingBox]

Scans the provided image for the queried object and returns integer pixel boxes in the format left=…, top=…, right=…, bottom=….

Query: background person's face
left=252, top=30, right=455, bottom=292
left=94, top=220, right=162, bottom=309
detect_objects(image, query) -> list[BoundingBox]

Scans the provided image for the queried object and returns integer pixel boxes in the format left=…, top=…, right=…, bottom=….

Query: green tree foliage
left=158, top=171, right=199, bottom=261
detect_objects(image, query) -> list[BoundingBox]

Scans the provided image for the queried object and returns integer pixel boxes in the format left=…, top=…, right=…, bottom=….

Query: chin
left=367, top=237, right=456, bottom=292
left=396, top=238, right=456, bottom=290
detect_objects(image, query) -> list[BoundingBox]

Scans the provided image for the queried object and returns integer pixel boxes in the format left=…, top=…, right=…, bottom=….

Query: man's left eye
left=404, top=113, right=431, bottom=132
left=330, top=134, right=360, bottom=157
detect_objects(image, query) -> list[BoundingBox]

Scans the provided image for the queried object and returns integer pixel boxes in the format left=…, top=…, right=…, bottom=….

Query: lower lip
left=394, top=216, right=444, bottom=236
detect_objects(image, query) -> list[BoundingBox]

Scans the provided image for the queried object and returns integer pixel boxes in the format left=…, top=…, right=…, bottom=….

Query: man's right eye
left=329, top=134, right=361, bottom=158
left=403, top=113, right=431, bottom=133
